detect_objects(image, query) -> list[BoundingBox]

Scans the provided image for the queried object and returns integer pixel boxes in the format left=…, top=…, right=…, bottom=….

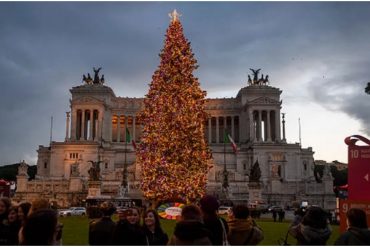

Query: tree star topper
left=169, top=9, right=181, bottom=23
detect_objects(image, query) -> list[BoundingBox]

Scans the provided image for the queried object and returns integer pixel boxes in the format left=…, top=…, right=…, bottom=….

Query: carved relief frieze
left=248, top=97, right=280, bottom=105
left=73, top=96, right=104, bottom=105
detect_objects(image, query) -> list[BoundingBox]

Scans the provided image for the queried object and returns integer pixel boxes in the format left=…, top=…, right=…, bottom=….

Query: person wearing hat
left=289, top=206, right=331, bottom=245
left=199, top=195, right=228, bottom=245
left=89, top=201, right=116, bottom=245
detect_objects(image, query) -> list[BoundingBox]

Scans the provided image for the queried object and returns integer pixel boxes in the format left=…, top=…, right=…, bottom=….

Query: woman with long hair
left=6, top=206, right=21, bottom=245
left=143, top=209, right=168, bottom=245
left=112, top=207, right=147, bottom=245
left=17, top=202, right=31, bottom=225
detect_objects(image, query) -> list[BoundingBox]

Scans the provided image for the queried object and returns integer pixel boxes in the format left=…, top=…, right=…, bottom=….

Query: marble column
left=257, top=110, right=261, bottom=142
left=70, top=109, right=77, bottom=141
left=99, top=112, right=104, bottom=142
left=133, top=116, right=136, bottom=142
left=208, top=118, right=212, bottom=143
left=123, top=115, right=127, bottom=142
left=81, top=110, right=85, bottom=140
left=276, top=110, right=281, bottom=141
left=223, top=116, right=227, bottom=142
left=89, top=109, right=94, bottom=141
left=216, top=116, right=219, bottom=143
left=249, top=110, right=254, bottom=141
left=267, top=110, right=272, bottom=142
left=231, top=116, right=235, bottom=139
left=117, top=115, right=121, bottom=143
left=65, top=112, right=70, bottom=141
left=94, top=111, right=99, bottom=141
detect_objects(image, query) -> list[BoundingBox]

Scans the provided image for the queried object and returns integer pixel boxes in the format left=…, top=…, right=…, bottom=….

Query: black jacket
left=335, top=227, right=370, bottom=245
left=168, top=220, right=212, bottom=245
left=203, top=217, right=228, bottom=245
left=144, top=228, right=168, bottom=245
left=89, top=217, right=116, bottom=245
left=111, top=220, right=147, bottom=246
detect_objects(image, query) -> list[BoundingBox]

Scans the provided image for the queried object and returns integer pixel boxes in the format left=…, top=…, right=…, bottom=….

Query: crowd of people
left=0, top=197, right=62, bottom=245
left=0, top=195, right=370, bottom=245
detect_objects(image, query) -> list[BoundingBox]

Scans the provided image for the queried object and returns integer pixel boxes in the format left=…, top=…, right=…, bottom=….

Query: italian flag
left=126, top=128, right=137, bottom=149
left=224, top=131, right=238, bottom=153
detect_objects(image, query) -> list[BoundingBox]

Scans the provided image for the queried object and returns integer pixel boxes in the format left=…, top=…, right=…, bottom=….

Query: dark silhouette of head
left=28, top=198, right=50, bottom=216
left=199, top=195, right=219, bottom=215
left=99, top=201, right=115, bottom=217
left=301, top=206, right=328, bottom=229
left=181, top=204, right=202, bottom=221
left=347, top=208, right=368, bottom=229
left=21, top=209, right=58, bottom=245
left=232, top=204, right=250, bottom=219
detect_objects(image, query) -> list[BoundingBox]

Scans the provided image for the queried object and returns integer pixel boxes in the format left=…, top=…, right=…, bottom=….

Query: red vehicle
left=0, top=179, right=10, bottom=197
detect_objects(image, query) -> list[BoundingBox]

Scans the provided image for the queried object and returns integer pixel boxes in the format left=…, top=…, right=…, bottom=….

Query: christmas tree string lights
left=137, top=10, right=211, bottom=203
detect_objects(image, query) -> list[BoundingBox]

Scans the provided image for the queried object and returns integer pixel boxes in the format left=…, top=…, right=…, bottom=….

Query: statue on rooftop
left=248, top=68, right=270, bottom=86
left=250, top=68, right=261, bottom=84
left=82, top=68, right=105, bottom=85
left=93, top=67, right=102, bottom=84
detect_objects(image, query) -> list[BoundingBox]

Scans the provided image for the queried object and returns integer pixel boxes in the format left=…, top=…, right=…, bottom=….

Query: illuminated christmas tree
left=137, top=10, right=211, bottom=203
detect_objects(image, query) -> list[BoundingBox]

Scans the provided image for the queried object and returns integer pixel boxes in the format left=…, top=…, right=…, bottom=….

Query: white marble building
left=15, top=70, right=335, bottom=208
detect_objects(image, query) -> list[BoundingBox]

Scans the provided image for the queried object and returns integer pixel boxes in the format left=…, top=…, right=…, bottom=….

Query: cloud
left=1, top=2, right=370, bottom=165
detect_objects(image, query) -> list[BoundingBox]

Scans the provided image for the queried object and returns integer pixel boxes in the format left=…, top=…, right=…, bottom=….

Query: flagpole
left=222, top=129, right=229, bottom=197
left=122, top=128, right=128, bottom=197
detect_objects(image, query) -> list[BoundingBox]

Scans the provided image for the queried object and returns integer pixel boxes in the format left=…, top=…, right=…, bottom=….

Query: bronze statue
left=101, top=74, right=105, bottom=84
left=248, top=75, right=252, bottom=85
left=88, top=160, right=102, bottom=181
left=264, top=75, right=269, bottom=85
left=93, top=67, right=102, bottom=84
left=249, top=68, right=261, bottom=84
left=258, top=74, right=265, bottom=85
left=249, top=160, right=261, bottom=182
left=83, top=74, right=92, bottom=84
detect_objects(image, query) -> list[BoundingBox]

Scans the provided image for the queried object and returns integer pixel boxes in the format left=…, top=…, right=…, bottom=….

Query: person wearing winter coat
left=89, top=201, right=116, bottom=245
left=168, top=204, right=212, bottom=245
left=19, top=209, right=59, bottom=245
left=143, top=209, right=168, bottom=245
left=335, top=208, right=370, bottom=245
left=111, top=207, right=147, bottom=245
left=199, top=195, right=228, bottom=245
left=227, top=204, right=264, bottom=245
left=289, top=206, right=331, bottom=245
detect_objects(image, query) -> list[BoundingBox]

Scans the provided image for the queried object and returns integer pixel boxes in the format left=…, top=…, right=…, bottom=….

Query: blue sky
left=0, top=2, right=370, bottom=165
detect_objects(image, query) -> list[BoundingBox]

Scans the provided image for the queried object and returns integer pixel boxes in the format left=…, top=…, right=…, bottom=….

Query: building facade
left=15, top=71, right=335, bottom=208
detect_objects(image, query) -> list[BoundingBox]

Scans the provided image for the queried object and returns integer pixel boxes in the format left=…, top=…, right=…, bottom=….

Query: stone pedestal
left=16, top=175, right=28, bottom=193
left=69, top=177, right=83, bottom=192
left=271, top=179, right=282, bottom=194
left=248, top=182, right=262, bottom=203
left=88, top=180, right=102, bottom=198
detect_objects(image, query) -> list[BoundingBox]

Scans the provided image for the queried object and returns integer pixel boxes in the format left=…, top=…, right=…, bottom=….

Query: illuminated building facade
left=15, top=72, right=335, bottom=208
